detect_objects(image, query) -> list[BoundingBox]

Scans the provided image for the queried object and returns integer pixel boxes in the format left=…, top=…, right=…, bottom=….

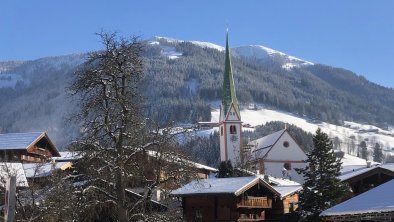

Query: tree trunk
left=116, top=169, right=127, bottom=222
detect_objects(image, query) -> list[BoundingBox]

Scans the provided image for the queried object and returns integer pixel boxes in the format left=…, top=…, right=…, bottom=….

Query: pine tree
left=373, top=143, right=383, bottom=163
left=296, top=128, right=350, bottom=222
left=217, top=161, right=234, bottom=178
left=360, top=141, right=368, bottom=160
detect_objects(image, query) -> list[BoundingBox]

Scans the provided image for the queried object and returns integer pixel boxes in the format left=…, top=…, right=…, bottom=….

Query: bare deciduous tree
left=68, top=32, right=194, bottom=221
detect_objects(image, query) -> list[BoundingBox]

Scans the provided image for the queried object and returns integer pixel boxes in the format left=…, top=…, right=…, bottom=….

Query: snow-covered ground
left=208, top=107, right=394, bottom=159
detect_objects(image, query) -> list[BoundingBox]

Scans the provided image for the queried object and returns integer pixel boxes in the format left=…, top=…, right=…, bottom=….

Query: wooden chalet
left=339, top=163, right=394, bottom=195
left=0, top=132, right=60, bottom=163
left=171, top=176, right=301, bottom=222
left=320, top=179, right=394, bottom=222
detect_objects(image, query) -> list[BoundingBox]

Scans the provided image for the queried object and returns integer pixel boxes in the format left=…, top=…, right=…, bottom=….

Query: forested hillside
left=0, top=37, right=394, bottom=148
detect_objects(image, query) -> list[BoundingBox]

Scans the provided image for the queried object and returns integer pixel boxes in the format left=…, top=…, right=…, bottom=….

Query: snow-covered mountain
left=152, top=36, right=313, bottom=70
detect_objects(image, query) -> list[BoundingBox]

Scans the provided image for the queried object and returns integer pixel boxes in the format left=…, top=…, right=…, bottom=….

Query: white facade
left=249, top=130, right=307, bottom=183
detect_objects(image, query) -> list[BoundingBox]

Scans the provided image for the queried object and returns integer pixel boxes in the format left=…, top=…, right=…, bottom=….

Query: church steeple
left=221, top=31, right=240, bottom=121
left=219, top=31, right=243, bottom=165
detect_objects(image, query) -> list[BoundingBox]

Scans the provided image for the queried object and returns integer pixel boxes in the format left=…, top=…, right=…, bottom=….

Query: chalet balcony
left=21, top=155, right=43, bottom=163
left=237, top=196, right=272, bottom=209
left=28, top=146, right=50, bottom=157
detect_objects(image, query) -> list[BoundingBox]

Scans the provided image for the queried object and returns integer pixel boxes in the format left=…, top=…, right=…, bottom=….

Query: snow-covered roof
left=236, top=168, right=301, bottom=186
left=0, top=163, right=28, bottom=187
left=262, top=175, right=301, bottom=186
left=273, top=185, right=302, bottom=197
left=321, top=179, right=394, bottom=216
left=380, top=163, right=394, bottom=172
left=23, top=162, right=72, bottom=178
left=52, top=151, right=81, bottom=162
left=0, top=132, right=44, bottom=150
left=249, top=129, right=286, bottom=158
left=171, top=176, right=262, bottom=196
left=339, top=163, right=394, bottom=181
left=147, top=150, right=217, bottom=172
left=171, top=176, right=300, bottom=199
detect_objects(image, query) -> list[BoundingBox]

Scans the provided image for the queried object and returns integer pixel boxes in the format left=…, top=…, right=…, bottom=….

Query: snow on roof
left=248, top=129, right=286, bottom=158
left=273, top=185, right=302, bottom=197
left=0, top=163, right=28, bottom=187
left=380, top=163, right=394, bottom=171
left=321, top=179, right=394, bottom=216
left=147, top=150, right=217, bottom=172
left=339, top=163, right=394, bottom=181
left=263, top=175, right=301, bottom=186
left=23, top=162, right=72, bottom=178
left=339, top=166, right=376, bottom=181
left=235, top=168, right=301, bottom=186
left=171, top=176, right=260, bottom=196
left=340, top=154, right=369, bottom=166
left=171, top=176, right=299, bottom=199
left=52, top=151, right=81, bottom=162
left=0, top=132, right=44, bottom=150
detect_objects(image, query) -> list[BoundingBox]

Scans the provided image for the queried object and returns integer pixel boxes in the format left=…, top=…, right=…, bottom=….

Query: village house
left=339, top=163, right=394, bottom=195
left=171, top=176, right=301, bottom=222
left=0, top=132, right=60, bottom=163
left=320, top=179, right=394, bottom=222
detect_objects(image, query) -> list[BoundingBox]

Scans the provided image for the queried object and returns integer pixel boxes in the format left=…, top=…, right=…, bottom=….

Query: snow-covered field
left=209, top=107, right=394, bottom=158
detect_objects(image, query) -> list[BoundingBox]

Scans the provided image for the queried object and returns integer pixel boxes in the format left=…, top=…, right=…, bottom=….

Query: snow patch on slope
left=210, top=107, right=394, bottom=159
left=232, top=45, right=313, bottom=70
left=155, top=36, right=224, bottom=52
left=189, top=41, right=225, bottom=52
left=150, top=38, right=182, bottom=59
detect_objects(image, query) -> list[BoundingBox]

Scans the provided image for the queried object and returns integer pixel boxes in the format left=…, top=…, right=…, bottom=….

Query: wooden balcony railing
left=237, top=197, right=272, bottom=208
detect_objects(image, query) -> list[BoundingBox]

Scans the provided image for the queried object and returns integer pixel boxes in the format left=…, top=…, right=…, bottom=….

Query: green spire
left=221, top=31, right=240, bottom=119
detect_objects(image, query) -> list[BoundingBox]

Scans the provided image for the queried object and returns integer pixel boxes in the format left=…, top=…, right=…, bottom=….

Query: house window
left=284, top=162, right=291, bottom=170
left=283, top=141, right=290, bottom=148
left=220, top=126, right=223, bottom=136
left=195, top=209, right=202, bottom=221
left=230, top=125, right=237, bottom=134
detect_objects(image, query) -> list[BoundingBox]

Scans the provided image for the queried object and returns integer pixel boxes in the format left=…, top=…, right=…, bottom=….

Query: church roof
left=221, top=31, right=240, bottom=120
left=249, top=129, right=286, bottom=159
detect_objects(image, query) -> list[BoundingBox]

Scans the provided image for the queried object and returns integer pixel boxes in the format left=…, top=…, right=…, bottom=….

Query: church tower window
left=230, top=125, right=237, bottom=134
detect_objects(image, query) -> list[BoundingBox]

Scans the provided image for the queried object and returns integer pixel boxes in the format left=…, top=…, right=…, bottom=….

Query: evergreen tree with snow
left=360, top=141, right=368, bottom=160
left=296, top=128, right=350, bottom=222
left=373, top=143, right=383, bottom=163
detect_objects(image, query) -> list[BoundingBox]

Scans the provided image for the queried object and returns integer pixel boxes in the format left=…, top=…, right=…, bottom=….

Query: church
left=218, top=32, right=307, bottom=183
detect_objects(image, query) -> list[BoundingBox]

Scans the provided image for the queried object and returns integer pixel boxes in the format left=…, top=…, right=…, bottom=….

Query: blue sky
left=1, top=1, right=394, bottom=88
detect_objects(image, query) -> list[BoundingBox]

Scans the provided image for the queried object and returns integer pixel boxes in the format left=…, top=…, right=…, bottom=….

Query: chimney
left=263, top=174, right=269, bottom=183
left=366, top=161, right=372, bottom=168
